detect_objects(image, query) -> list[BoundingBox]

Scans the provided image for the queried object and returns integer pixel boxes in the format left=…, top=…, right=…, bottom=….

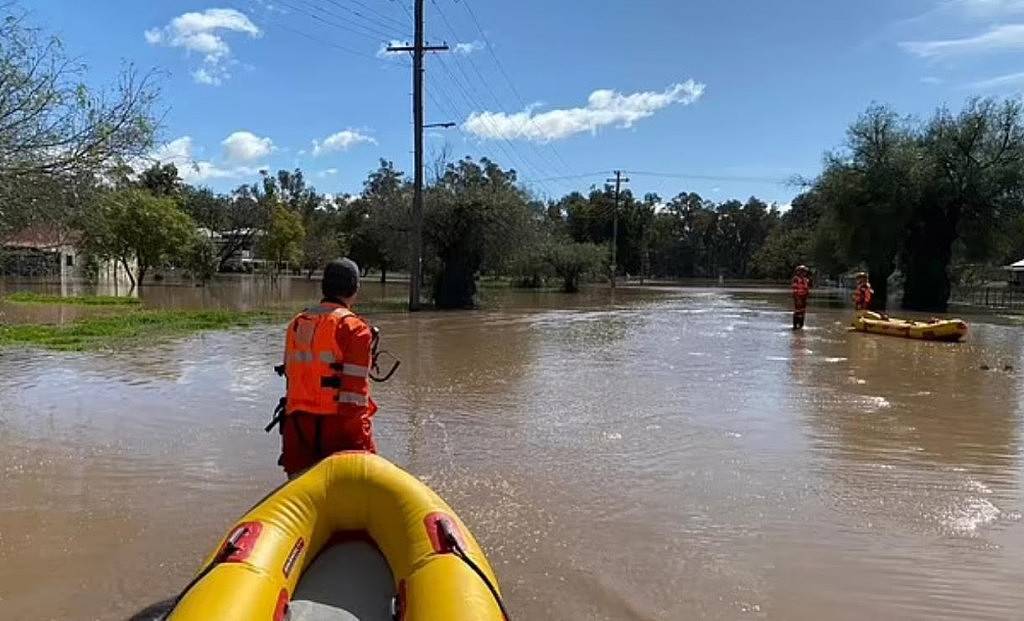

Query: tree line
left=4, top=3, right=1024, bottom=311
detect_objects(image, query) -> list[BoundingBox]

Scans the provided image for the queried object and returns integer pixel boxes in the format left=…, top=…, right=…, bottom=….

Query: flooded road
left=2, top=284, right=1024, bottom=620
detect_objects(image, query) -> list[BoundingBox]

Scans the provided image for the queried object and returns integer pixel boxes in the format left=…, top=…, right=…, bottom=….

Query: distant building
left=1, top=226, right=134, bottom=287
left=197, top=227, right=262, bottom=272
left=1005, top=259, right=1024, bottom=286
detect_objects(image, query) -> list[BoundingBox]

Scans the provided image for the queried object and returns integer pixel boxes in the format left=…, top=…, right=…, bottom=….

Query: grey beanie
left=322, top=258, right=360, bottom=298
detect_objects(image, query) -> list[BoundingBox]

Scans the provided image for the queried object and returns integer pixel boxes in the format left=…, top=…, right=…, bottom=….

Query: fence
left=955, top=287, right=1024, bottom=311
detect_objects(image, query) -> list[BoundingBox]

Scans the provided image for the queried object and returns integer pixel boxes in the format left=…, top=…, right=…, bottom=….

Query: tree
left=301, top=202, right=343, bottom=279
left=814, top=105, right=920, bottom=310
left=0, top=7, right=158, bottom=179
left=83, top=188, right=195, bottom=288
left=137, top=163, right=181, bottom=197
left=751, top=192, right=825, bottom=279
left=425, top=157, right=533, bottom=308
left=902, top=98, right=1024, bottom=311
left=344, top=160, right=410, bottom=282
left=258, top=203, right=304, bottom=276
left=0, top=6, right=158, bottom=240
left=547, top=240, right=606, bottom=292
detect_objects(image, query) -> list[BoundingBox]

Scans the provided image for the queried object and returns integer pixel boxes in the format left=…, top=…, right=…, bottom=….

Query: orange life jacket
left=283, top=303, right=373, bottom=417
left=853, top=282, right=873, bottom=309
left=791, top=275, right=810, bottom=297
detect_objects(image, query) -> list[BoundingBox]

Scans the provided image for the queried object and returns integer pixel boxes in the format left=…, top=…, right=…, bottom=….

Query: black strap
left=439, top=522, right=511, bottom=621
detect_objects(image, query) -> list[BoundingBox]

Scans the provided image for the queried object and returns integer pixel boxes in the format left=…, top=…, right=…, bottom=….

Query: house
left=197, top=227, right=262, bottom=272
left=1005, top=258, right=1024, bottom=286
left=1, top=226, right=134, bottom=287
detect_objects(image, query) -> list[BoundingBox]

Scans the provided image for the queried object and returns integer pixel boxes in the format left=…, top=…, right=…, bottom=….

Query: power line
left=291, top=0, right=409, bottom=41
left=433, top=55, right=557, bottom=196
left=428, top=0, right=572, bottom=180
left=393, top=0, right=557, bottom=197
left=243, top=7, right=402, bottom=65
left=325, top=0, right=411, bottom=31
left=628, top=171, right=794, bottom=184
left=455, top=0, right=576, bottom=176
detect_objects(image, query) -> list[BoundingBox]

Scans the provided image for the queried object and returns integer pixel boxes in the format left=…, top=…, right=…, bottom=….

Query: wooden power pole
left=606, top=170, right=629, bottom=288
left=389, top=1, right=447, bottom=311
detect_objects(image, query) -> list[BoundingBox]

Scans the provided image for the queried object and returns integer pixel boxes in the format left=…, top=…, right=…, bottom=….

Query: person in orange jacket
left=277, top=258, right=378, bottom=478
left=853, top=271, right=873, bottom=314
left=791, top=265, right=812, bottom=329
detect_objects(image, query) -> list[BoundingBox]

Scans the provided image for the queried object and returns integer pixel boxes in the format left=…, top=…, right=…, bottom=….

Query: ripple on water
left=941, top=497, right=1002, bottom=536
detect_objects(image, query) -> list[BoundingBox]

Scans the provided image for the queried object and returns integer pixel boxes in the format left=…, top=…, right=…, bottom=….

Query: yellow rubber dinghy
left=166, top=452, right=507, bottom=621
left=851, top=312, right=968, bottom=342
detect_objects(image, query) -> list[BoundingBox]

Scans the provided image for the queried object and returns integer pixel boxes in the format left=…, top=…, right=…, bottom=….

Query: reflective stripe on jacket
left=283, top=303, right=377, bottom=419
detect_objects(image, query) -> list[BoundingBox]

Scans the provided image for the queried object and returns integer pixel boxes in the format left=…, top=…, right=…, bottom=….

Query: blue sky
left=28, top=0, right=1024, bottom=205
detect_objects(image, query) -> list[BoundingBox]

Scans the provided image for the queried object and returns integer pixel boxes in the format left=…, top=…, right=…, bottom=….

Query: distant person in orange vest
left=276, top=258, right=378, bottom=478
left=791, top=265, right=812, bottom=329
left=853, top=271, right=873, bottom=314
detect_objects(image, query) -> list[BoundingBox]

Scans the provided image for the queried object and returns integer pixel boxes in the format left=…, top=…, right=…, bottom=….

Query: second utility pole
left=389, top=0, right=447, bottom=312
left=607, top=170, right=629, bottom=289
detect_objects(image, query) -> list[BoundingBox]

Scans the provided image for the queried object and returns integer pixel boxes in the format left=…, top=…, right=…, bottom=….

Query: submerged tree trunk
left=868, top=262, right=894, bottom=312
left=121, top=256, right=137, bottom=290
left=433, top=258, right=478, bottom=309
left=901, top=211, right=956, bottom=313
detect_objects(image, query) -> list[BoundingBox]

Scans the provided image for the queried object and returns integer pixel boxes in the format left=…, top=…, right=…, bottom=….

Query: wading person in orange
left=275, top=258, right=378, bottom=478
left=791, top=265, right=812, bottom=329
left=853, top=271, right=873, bottom=314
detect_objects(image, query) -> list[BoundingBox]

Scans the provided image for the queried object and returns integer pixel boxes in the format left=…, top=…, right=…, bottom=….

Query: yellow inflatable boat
left=851, top=312, right=968, bottom=342
left=166, top=452, right=508, bottom=621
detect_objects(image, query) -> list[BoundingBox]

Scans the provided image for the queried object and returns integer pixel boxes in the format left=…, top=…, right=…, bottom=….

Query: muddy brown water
left=2, top=281, right=1024, bottom=620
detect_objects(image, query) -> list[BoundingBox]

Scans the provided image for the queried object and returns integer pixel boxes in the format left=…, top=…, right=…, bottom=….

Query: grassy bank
left=0, top=296, right=409, bottom=352
left=4, top=292, right=142, bottom=306
left=0, top=310, right=287, bottom=351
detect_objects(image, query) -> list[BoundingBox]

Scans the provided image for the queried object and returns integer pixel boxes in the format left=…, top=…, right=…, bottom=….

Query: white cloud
left=312, top=130, right=377, bottom=156
left=191, top=67, right=223, bottom=86
left=377, top=40, right=409, bottom=59
left=222, top=131, right=275, bottom=163
left=317, top=168, right=339, bottom=178
left=953, top=0, right=1024, bottom=15
left=901, top=23, right=1024, bottom=57
left=453, top=40, right=485, bottom=55
left=920, top=76, right=944, bottom=84
left=968, top=70, right=1024, bottom=89
left=145, top=9, right=261, bottom=86
left=462, top=80, right=706, bottom=143
left=143, top=136, right=265, bottom=184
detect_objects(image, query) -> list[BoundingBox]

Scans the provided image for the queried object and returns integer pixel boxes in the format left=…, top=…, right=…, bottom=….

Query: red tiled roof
left=1, top=226, right=82, bottom=250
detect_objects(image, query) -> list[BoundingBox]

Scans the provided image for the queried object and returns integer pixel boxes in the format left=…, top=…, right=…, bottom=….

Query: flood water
left=2, top=281, right=1024, bottom=620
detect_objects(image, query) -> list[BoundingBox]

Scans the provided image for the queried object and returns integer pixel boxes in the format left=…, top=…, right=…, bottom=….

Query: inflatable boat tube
left=166, top=452, right=507, bottom=621
left=851, top=312, right=968, bottom=342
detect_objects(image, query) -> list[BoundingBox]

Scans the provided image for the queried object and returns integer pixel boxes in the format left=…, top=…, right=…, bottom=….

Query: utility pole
left=606, top=170, right=629, bottom=288
left=388, top=3, right=448, bottom=312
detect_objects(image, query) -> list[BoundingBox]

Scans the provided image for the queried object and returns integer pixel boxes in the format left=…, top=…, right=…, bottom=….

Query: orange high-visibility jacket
left=853, top=282, right=873, bottom=310
left=283, top=302, right=377, bottom=419
left=791, top=275, right=811, bottom=297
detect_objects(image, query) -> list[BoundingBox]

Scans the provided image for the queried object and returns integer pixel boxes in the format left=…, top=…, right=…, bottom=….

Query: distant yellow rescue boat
left=166, top=452, right=508, bottom=621
left=851, top=312, right=968, bottom=342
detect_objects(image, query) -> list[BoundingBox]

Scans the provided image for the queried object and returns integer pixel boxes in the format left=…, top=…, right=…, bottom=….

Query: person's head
left=322, top=258, right=360, bottom=303
left=856, top=271, right=868, bottom=282
left=796, top=265, right=808, bottom=275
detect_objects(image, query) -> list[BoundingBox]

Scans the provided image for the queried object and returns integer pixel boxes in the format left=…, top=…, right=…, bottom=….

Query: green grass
left=0, top=309, right=289, bottom=352
left=4, top=292, right=142, bottom=306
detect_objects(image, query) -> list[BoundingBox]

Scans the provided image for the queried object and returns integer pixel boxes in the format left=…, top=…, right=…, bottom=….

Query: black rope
left=442, top=529, right=511, bottom=621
